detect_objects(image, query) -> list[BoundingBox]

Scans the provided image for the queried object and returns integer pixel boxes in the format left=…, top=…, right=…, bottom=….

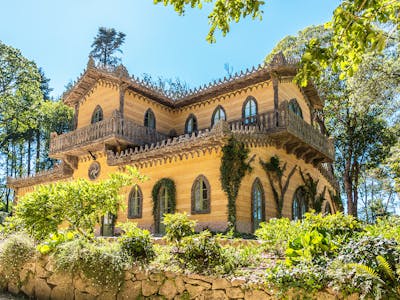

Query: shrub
left=163, top=212, right=196, bottom=244
left=364, top=216, right=400, bottom=243
left=175, top=231, right=225, bottom=274
left=0, top=233, right=35, bottom=284
left=117, top=222, right=155, bottom=262
left=54, top=237, right=127, bottom=288
left=37, top=231, right=77, bottom=255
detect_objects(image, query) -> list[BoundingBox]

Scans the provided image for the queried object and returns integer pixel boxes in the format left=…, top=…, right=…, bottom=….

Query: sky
left=0, top=0, right=341, bottom=98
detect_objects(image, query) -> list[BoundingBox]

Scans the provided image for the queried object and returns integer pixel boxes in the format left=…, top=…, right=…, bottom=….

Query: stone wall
left=1, top=256, right=351, bottom=300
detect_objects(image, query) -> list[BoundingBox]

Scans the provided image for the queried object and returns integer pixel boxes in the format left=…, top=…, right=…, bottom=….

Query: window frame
left=91, top=105, right=104, bottom=124
left=191, top=175, right=211, bottom=214
left=144, top=108, right=156, bottom=129
left=292, top=187, right=308, bottom=220
left=185, top=114, right=198, bottom=134
left=288, top=98, right=303, bottom=119
left=211, top=105, right=227, bottom=127
left=242, top=96, right=258, bottom=125
left=251, top=178, right=266, bottom=232
left=128, top=185, right=143, bottom=219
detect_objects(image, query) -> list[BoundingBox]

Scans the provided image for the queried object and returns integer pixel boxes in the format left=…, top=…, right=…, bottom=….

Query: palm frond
left=377, top=255, right=395, bottom=281
left=347, top=263, right=381, bottom=280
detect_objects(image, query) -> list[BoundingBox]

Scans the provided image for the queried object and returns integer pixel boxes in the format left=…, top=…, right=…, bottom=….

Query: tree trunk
left=27, top=136, right=31, bottom=175
left=36, top=130, right=41, bottom=173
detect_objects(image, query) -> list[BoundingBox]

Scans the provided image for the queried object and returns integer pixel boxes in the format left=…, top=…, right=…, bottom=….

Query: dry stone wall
left=1, top=256, right=354, bottom=300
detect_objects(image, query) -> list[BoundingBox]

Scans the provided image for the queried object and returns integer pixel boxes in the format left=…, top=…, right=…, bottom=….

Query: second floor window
left=289, top=99, right=303, bottom=119
left=211, top=106, right=226, bottom=127
left=144, top=109, right=156, bottom=129
left=185, top=114, right=198, bottom=134
left=91, top=106, right=103, bottom=124
left=243, top=97, right=258, bottom=124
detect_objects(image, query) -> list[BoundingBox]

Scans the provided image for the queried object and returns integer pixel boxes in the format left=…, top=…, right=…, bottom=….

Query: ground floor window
left=191, top=175, right=210, bottom=214
left=252, top=178, right=265, bottom=231
left=292, top=187, right=307, bottom=220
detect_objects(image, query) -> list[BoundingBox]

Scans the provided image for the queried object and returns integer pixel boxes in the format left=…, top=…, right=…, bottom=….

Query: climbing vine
left=220, top=137, right=252, bottom=230
left=260, top=156, right=297, bottom=218
left=329, top=189, right=343, bottom=212
left=152, top=178, right=176, bottom=229
left=299, top=168, right=326, bottom=213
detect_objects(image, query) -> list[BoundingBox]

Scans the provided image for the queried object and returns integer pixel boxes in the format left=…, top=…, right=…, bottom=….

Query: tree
left=140, top=73, right=190, bottom=98
left=154, top=0, right=400, bottom=85
left=267, top=26, right=399, bottom=217
left=90, top=27, right=126, bottom=66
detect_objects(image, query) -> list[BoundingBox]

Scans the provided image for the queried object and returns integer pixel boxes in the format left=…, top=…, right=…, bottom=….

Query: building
left=7, top=54, right=339, bottom=235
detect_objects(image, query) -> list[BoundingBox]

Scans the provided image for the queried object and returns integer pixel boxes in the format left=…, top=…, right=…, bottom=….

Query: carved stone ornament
left=88, top=161, right=101, bottom=180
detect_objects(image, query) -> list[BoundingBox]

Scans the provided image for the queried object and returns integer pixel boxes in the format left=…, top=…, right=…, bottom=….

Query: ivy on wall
left=220, top=137, right=252, bottom=230
left=260, top=156, right=297, bottom=218
left=152, top=178, right=176, bottom=228
left=299, top=168, right=326, bottom=213
left=329, top=189, right=343, bottom=212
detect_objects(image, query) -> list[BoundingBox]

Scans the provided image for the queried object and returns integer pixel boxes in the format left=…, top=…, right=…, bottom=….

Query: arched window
left=324, top=201, right=332, bottom=215
left=251, top=178, right=265, bottom=232
left=289, top=99, right=303, bottom=119
left=292, top=187, right=308, bottom=220
left=185, top=114, right=198, bottom=134
left=144, top=109, right=156, bottom=129
left=242, top=96, right=258, bottom=124
left=211, top=106, right=226, bottom=127
left=128, top=186, right=142, bottom=219
left=191, top=175, right=210, bottom=214
left=91, top=106, right=103, bottom=124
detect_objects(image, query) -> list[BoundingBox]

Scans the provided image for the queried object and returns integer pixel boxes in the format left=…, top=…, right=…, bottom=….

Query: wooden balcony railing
left=229, top=104, right=335, bottom=161
left=49, top=111, right=168, bottom=155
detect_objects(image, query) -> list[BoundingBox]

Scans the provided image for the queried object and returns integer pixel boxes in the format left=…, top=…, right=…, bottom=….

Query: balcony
left=229, top=103, right=334, bottom=165
left=49, top=110, right=168, bottom=159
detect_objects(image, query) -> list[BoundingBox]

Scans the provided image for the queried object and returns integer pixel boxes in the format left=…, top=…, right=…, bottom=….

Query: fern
left=377, top=255, right=395, bottom=281
left=347, top=263, right=381, bottom=281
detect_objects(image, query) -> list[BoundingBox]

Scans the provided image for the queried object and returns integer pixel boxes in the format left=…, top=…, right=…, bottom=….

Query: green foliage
left=299, top=168, right=325, bottom=213
left=364, top=216, right=400, bottom=243
left=174, top=230, right=225, bottom=274
left=14, top=166, right=142, bottom=240
left=90, top=27, right=126, bottom=66
left=37, top=231, right=77, bottom=255
left=117, top=222, right=155, bottom=262
left=54, top=237, right=126, bottom=288
left=220, top=137, right=251, bottom=229
left=0, top=233, right=35, bottom=284
left=260, top=156, right=296, bottom=218
left=163, top=212, right=196, bottom=244
left=153, top=0, right=265, bottom=43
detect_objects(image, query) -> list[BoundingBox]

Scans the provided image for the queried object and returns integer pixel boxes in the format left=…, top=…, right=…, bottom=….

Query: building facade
left=8, top=54, right=339, bottom=235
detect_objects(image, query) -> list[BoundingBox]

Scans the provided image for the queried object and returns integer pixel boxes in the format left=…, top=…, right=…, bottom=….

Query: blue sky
left=0, top=0, right=340, bottom=98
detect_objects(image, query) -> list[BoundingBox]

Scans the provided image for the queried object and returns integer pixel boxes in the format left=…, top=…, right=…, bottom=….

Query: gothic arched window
left=128, top=186, right=142, bottom=219
left=289, top=99, right=303, bottom=119
left=211, top=106, right=226, bottom=127
left=144, top=109, right=156, bottom=129
left=292, top=187, right=308, bottom=220
left=191, top=175, right=210, bottom=214
left=251, top=178, right=265, bottom=231
left=242, top=96, right=258, bottom=124
left=91, top=106, right=103, bottom=124
left=185, top=114, right=198, bottom=134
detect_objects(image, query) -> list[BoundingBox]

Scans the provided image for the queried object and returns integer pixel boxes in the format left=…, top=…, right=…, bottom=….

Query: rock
left=135, top=271, right=148, bottom=280
left=50, top=284, right=74, bottom=300
left=36, top=264, right=51, bottom=279
left=231, top=278, right=246, bottom=287
left=117, top=281, right=141, bottom=299
left=124, top=272, right=133, bottom=281
left=47, top=272, right=72, bottom=286
left=186, top=274, right=213, bottom=283
left=142, top=280, right=159, bottom=296
left=44, top=258, right=56, bottom=273
left=314, top=291, right=337, bottom=300
left=244, top=290, right=271, bottom=300
left=20, top=275, right=36, bottom=297
left=183, top=278, right=211, bottom=289
left=165, top=271, right=176, bottom=279
left=7, top=282, right=20, bottom=295
left=74, top=275, right=87, bottom=292
left=75, top=290, right=97, bottom=300
left=149, top=272, right=165, bottom=282
left=175, top=276, right=186, bottom=294
left=98, top=291, right=117, bottom=300
left=226, top=287, right=244, bottom=299
left=185, top=284, right=205, bottom=299
left=35, top=278, right=52, bottom=300
left=203, top=290, right=228, bottom=299
left=159, top=279, right=178, bottom=299
left=212, top=278, right=230, bottom=290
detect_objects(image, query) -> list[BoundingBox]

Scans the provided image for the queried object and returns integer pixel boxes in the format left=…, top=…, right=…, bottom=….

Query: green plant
left=175, top=230, right=225, bottom=274
left=220, top=137, right=252, bottom=230
left=14, top=166, right=143, bottom=240
left=364, top=216, right=400, bottom=243
left=54, top=237, right=127, bottom=288
left=163, top=212, right=196, bottom=244
left=260, top=156, right=297, bottom=218
left=37, top=230, right=77, bottom=254
left=0, top=233, right=35, bottom=285
left=299, top=168, right=326, bottom=213
left=117, top=222, right=155, bottom=262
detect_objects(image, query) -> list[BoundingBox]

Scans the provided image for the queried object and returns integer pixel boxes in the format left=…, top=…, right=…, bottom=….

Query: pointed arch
left=292, top=187, right=308, bottom=220
left=288, top=98, right=303, bottom=119
left=191, top=175, right=211, bottom=214
left=211, top=105, right=227, bottom=127
left=242, top=96, right=258, bottom=124
left=91, top=105, right=103, bottom=124
left=128, top=185, right=143, bottom=219
left=144, top=108, right=156, bottom=129
left=185, top=113, right=198, bottom=134
left=251, top=178, right=265, bottom=231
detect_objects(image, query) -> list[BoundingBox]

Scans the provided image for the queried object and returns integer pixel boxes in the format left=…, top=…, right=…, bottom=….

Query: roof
left=63, top=53, right=324, bottom=109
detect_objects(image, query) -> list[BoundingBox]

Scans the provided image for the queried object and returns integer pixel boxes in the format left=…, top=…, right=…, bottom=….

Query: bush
left=364, top=216, right=400, bottom=243
left=163, top=212, right=196, bottom=244
left=117, top=222, right=155, bottom=262
left=175, top=231, right=225, bottom=274
left=54, top=237, right=127, bottom=288
left=0, top=233, right=35, bottom=284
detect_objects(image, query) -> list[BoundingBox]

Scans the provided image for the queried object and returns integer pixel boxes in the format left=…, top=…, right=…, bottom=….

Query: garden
left=0, top=168, right=399, bottom=299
